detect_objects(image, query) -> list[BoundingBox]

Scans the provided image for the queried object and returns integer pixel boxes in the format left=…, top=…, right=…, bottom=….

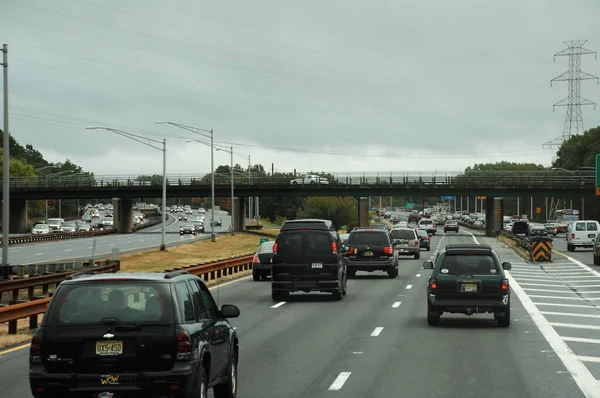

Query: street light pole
left=1, top=44, right=9, bottom=269
left=248, top=155, right=252, bottom=223
left=230, top=146, right=234, bottom=236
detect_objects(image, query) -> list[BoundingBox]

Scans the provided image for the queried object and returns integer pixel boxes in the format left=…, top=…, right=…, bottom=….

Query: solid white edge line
left=405, top=285, right=413, bottom=290
left=392, top=301, right=402, bottom=308
left=328, top=372, right=352, bottom=391
left=370, top=327, right=384, bottom=337
left=270, top=301, right=286, bottom=309
left=506, top=271, right=600, bottom=397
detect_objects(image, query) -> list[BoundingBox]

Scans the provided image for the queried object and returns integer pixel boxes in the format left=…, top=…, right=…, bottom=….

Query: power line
left=543, top=40, right=599, bottom=148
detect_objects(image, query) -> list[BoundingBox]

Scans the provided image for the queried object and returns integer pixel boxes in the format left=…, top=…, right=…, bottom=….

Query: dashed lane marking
left=328, top=372, right=352, bottom=391
left=391, top=301, right=402, bottom=308
left=370, top=327, right=384, bottom=337
left=405, top=285, right=413, bottom=290
left=271, top=302, right=286, bottom=309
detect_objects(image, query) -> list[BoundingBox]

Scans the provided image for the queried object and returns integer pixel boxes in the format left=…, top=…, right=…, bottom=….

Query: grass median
left=0, top=229, right=280, bottom=350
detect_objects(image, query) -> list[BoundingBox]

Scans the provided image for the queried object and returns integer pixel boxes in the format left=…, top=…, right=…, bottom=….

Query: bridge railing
left=1, top=170, right=595, bottom=189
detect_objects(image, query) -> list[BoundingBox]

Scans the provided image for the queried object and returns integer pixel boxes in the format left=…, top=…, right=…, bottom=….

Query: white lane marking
left=578, top=291, right=600, bottom=295
left=524, top=288, right=577, bottom=294
left=550, top=322, right=600, bottom=331
left=88, top=246, right=93, bottom=249
left=563, top=336, right=600, bottom=345
left=370, top=327, right=384, bottom=337
left=506, top=271, right=600, bottom=397
left=513, top=277, right=563, bottom=282
left=568, top=284, right=600, bottom=289
left=578, top=356, right=600, bottom=364
left=542, top=311, right=600, bottom=319
left=109, top=244, right=115, bottom=246
left=391, top=301, right=402, bottom=308
left=556, top=276, right=600, bottom=280
left=405, top=285, right=413, bottom=290
left=270, top=302, right=286, bottom=309
left=125, top=241, right=131, bottom=244
left=353, top=351, right=363, bottom=354
left=328, top=372, right=352, bottom=391
left=519, top=282, right=567, bottom=288
left=64, top=249, right=73, bottom=252
left=34, top=253, right=43, bottom=256
left=528, top=295, right=590, bottom=301
left=467, top=231, right=479, bottom=244
left=534, top=302, right=600, bottom=309
left=416, top=273, right=421, bottom=277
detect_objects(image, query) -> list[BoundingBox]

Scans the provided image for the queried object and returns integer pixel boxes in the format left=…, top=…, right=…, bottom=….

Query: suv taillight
left=501, top=278, right=509, bottom=292
left=176, top=329, right=192, bottom=361
left=30, top=335, right=42, bottom=364
left=423, top=236, right=429, bottom=241
left=253, top=254, right=259, bottom=263
left=331, top=241, right=337, bottom=252
left=429, top=278, right=437, bottom=292
left=415, top=240, right=419, bottom=247
left=273, top=243, right=278, bottom=253
left=383, top=246, right=394, bottom=255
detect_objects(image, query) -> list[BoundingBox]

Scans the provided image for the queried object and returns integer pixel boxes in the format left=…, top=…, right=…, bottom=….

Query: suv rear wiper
left=115, top=324, right=143, bottom=332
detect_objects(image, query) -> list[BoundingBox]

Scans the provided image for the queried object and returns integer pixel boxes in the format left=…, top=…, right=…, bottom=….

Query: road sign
left=406, top=203, right=413, bottom=209
left=477, top=196, right=487, bottom=200
left=440, top=196, right=456, bottom=200
left=597, top=154, right=600, bottom=187
left=259, top=238, right=268, bottom=245
left=536, top=207, right=542, bottom=214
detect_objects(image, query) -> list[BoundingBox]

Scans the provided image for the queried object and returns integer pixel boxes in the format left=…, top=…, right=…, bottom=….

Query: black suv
left=422, top=244, right=512, bottom=327
left=29, top=270, right=241, bottom=398
left=271, top=219, right=347, bottom=301
left=344, top=229, right=399, bottom=278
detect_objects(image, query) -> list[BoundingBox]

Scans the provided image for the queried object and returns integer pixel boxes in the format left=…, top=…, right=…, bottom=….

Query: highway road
left=2, top=228, right=598, bottom=398
left=0, top=210, right=231, bottom=265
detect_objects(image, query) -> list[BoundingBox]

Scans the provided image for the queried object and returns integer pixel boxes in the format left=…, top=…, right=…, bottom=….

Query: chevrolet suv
left=344, top=229, right=399, bottom=278
left=29, top=270, right=241, bottom=398
left=271, top=219, right=347, bottom=301
left=422, top=244, right=512, bottom=327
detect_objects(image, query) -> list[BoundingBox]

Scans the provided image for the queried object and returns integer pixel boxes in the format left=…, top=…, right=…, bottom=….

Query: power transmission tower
left=543, top=40, right=599, bottom=148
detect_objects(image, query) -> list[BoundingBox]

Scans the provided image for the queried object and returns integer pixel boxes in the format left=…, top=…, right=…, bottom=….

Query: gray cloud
left=1, top=0, right=599, bottom=177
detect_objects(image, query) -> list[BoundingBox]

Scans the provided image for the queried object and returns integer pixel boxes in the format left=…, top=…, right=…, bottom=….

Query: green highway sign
left=259, top=238, right=269, bottom=245
left=406, top=203, right=413, bottom=209
left=596, top=154, right=600, bottom=187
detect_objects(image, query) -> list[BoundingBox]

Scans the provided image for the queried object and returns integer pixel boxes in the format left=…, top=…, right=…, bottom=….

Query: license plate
left=398, top=240, right=408, bottom=244
left=589, top=234, right=596, bottom=238
left=311, top=263, right=323, bottom=268
left=364, top=251, right=374, bottom=256
left=461, top=283, right=477, bottom=292
left=96, top=340, right=123, bottom=356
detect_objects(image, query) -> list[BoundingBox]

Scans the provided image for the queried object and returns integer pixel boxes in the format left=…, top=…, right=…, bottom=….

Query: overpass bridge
left=1, top=170, right=596, bottom=235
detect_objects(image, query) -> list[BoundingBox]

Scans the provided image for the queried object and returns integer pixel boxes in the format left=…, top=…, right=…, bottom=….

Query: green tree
left=0, top=148, right=36, bottom=177
left=552, top=126, right=600, bottom=169
left=465, top=161, right=546, bottom=172
left=297, top=197, right=357, bottom=231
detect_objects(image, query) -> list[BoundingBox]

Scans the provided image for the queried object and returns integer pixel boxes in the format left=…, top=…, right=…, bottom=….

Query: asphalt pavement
left=0, top=210, right=231, bottom=265
left=1, top=227, right=597, bottom=398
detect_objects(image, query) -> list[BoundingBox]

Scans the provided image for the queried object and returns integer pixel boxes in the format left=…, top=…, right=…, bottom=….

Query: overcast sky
left=1, top=0, right=600, bottom=177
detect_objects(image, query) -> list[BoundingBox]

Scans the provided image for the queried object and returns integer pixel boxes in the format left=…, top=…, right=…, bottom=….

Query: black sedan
left=416, top=229, right=431, bottom=251
left=252, top=241, right=275, bottom=281
left=179, top=223, right=196, bottom=236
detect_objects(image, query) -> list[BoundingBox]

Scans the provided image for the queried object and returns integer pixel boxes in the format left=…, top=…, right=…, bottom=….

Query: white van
left=567, top=220, right=600, bottom=251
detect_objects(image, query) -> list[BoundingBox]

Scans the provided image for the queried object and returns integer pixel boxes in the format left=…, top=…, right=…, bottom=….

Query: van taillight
left=571, top=234, right=575, bottom=239
left=273, top=243, right=278, bottom=253
left=30, top=335, right=42, bottom=363
left=176, top=329, right=192, bottom=361
left=331, top=241, right=337, bottom=252
left=253, top=254, right=259, bottom=263
left=383, top=246, right=394, bottom=254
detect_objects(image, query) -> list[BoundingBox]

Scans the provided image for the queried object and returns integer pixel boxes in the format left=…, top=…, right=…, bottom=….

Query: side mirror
left=220, top=304, right=240, bottom=319
left=423, top=261, right=434, bottom=270
left=343, top=245, right=349, bottom=252
left=502, top=262, right=512, bottom=271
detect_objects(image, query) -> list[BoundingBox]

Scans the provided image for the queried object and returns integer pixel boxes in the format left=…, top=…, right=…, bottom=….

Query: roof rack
left=445, top=244, right=492, bottom=250
left=66, top=271, right=100, bottom=280
left=164, top=270, right=189, bottom=279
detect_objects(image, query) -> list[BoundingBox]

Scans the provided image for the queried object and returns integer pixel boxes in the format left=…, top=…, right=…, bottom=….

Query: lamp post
left=215, top=146, right=235, bottom=236
left=86, top=126, right=167, bottom=251
left=156, top=121, right=216, bottom=242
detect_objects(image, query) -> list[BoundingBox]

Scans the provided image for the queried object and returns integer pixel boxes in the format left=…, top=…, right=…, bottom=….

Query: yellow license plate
left=364, top=251, right=373, bottom=256
left=462, top=283, right=477, bottom=292
left=96, top=340, right=123, bottom=356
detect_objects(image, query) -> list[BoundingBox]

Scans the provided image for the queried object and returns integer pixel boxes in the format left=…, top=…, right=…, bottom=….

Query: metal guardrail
left=0, top=170, right=596, bottom=189
left=0, top=255, right=253, bottom=335
left=499, top=230, right=533, bottom=252
left=1, top=229, right=114, bottom=247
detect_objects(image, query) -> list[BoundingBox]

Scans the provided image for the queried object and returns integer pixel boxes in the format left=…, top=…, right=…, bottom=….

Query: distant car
left=29, top=271, right=240, bottom=398
left=178, top=215, right=187, bottom=221
left=76, top=221, right=91, bottom=232
left=290, top=174, right=329, bottom=185
left=444, top=220, right=459, bottom=233
left=191, top=220, right=205, bottom=233
left=390, top=228, right=420, bottom=259
left=528, top=224, right=547, bottom=237
left=416, top=229, right=431, bottom=251
left=544, top=223, right=558, bottom=236
left=344, top=228, right=398, bottom=278
left=211, top=217, right=222, bottom=227
left=61, top=221, right=79, bottom=233
left=423, top=244, right=512, bottom=327
left=31, top=224, right=51, bottom=235
left=418, top=219, right=437, bottom=235
left=339, top=233, right=350, bottom=246
left=593, top=233, right=600, bottom=265
left=252, top=241, right=275, bottom=281
left=179, top=223, right=196, bottom=236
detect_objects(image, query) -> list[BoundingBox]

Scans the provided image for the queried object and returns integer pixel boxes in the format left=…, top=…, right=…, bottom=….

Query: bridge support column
left=113, top=198, right=134, bottom=233
left=9, top=200, right=27, bottom=234
left=484, top=197, right=502, bottom=237
left=233, top=197, right=246, bottom=232
left=357, top=197, right=369, bottom=227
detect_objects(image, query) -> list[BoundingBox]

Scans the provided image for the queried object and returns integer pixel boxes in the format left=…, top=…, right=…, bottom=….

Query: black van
left=271, top=219, right=347, bottom=301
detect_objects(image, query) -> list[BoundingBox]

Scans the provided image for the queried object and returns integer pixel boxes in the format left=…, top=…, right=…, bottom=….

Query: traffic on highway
left=2, top=205, right=600, bottom=398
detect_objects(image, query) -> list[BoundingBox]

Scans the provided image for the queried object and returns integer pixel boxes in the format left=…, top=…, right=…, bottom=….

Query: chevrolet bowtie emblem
left=103, top=333, right=115, bottom=339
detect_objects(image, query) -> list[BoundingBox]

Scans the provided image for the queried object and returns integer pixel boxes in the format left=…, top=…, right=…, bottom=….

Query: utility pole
left=1, top=44, right=9, bottom=272
left=544, top=40, right=599, bottom=148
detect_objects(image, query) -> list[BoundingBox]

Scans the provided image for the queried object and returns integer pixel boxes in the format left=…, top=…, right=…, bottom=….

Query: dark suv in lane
left=423, top=244, right=512, bottom=327
left=344, top=229, right=399, bottom=278
left=271, top=219, right=347, bottom=301
left=29, top=271, right=241, bottom=398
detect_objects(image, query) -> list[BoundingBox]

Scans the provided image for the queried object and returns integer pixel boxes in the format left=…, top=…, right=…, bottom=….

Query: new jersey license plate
left=461, top=283, right=477, bottom=292
left=311, top=263, right=323, bottom=268
left=96, top=341, right=123, bottom=356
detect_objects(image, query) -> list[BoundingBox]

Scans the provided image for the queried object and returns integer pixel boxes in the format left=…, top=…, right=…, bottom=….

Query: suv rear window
left=437, top=252, right=500, bottom=275
left=420, top=220, right=433, bottom=225
left=46, top=282, right=174, bottom=325
left=347, top=231, right=389, bottom=245
left=275, top=231, right=334, bottom=263
left=390, top=229, right=416, bottom=240
left=258, top=241, right=275, bottom=253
